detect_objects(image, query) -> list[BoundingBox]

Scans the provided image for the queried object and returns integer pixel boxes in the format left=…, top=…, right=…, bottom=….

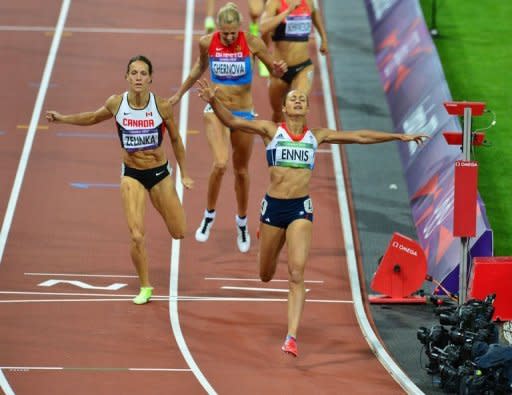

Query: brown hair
left=126, top=55, right=153, bottom=75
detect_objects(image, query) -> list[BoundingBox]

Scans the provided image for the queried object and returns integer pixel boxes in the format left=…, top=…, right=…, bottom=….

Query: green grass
left=420, top=0, right=512, bottom=255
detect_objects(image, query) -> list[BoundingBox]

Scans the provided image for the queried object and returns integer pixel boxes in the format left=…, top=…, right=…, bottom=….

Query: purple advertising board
left=364, top=0, right=493, bottom=294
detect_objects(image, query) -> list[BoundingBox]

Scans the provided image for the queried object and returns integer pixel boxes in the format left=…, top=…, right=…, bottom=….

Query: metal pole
left=458, top=107, right=472, bottom=304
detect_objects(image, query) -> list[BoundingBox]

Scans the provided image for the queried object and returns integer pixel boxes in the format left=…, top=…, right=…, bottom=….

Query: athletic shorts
left=280, top=59, right=313, bottom=84
left=121, top=162, right=172, bottom=190
left=203, top=103, right=256, bottom=120
left=259, top=194, right=313, bottom=229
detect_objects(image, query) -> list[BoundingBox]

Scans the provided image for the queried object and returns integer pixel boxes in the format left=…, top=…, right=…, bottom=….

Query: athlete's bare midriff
left=274, top=41, right=311, bottom=67
left=214, top=82, right=253, bottom=110
left=267, top=166, right=312, bottom=198
left=122, top=147, right=167, bottom=170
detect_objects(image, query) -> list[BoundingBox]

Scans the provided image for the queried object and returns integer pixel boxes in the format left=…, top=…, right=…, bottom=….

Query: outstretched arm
left=158, top=98, right=194, bottom=189
left=196, top=79, right=276, bottom=139
left=315, top=128, right=429, bottom=145
left=45, top=95, right=117, bottom=125
left=168, top=36, right=210, bottom=106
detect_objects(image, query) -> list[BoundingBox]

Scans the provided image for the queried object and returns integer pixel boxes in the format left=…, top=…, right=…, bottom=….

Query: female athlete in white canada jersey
left=46, top=55, right=193, bottom=305
left=196, top=78, right=428, bottom=357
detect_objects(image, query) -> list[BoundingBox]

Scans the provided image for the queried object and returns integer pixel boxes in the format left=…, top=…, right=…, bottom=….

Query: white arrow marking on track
left=37, top=279, right=127, bottom=290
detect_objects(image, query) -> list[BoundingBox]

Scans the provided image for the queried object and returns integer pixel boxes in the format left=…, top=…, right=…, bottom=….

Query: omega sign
left=392, top=241, right=418, bottom=256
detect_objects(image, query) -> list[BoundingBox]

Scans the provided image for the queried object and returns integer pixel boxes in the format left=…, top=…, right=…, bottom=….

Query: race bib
left=211, top=61, right=247, bottom=78
left=260, top=197, right=268, bottom=216
left=122, top=130, right=159, bottom=152
left=285, top=15, right=312, bottom=37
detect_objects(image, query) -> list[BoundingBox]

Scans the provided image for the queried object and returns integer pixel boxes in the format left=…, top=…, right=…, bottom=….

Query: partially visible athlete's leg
left=205, top=113, right=231, bottom=211
left=149, top=175, right=186, bottom=239
left=268, top=77, right=290, bottom=122
left=291, top=63, right=315, bottom=96
left=230, top=129, right=254, bottom=217
left=120, top=176, right=151, bottom=300
left=205, top=0, right=216, bottom=33
left=285, top=219, right=312, bottom=338
left=258, top=223, right=286, bottom=282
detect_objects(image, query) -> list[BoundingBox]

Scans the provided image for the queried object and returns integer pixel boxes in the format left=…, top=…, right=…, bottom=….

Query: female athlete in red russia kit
left=46, top=55, right=193, bottom=305
left=169, top=2, right=286, bottom=253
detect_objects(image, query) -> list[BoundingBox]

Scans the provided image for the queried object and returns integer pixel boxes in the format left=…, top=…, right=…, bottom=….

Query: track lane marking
left=0, top=25, right=203, bottom=35
left=0, top=1, right=72, bottom=394
left=204, top=276, right=324, bottom=283
left=1, top=366, right=191, bottom=372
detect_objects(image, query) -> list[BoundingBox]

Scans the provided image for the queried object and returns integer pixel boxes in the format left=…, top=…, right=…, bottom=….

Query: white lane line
left=221, top=286, right=310, bottom=293
left=0, top=297, right=352, bottom=304
left=0, top=1, right=70, bottom=264
left=312, top=0, right=423, bottom=392
left=0, top=25, right=203, bottom=35
left=205, top=276, right=324, bottom=283
left=169, top=1, right=216, bottom=395
left=25, top=272, right=137, bottom=278
left=1, top=366, right=190, bottom=372
left=0, top=1, right=72, bottom=394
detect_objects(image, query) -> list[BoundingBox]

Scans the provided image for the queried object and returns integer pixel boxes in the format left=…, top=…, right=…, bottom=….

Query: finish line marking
left=0, top=25, right=203, bottom=35
left=1, top=366, right=191, bottom=372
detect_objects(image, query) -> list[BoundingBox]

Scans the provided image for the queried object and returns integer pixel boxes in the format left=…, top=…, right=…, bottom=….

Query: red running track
left=0, top=1, right=405, bottom=394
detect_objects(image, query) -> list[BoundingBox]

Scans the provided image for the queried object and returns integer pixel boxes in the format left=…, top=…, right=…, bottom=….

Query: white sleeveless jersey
left=266, top=123, right=318, bottom=169
left=115, top=92, right=164, bottom=152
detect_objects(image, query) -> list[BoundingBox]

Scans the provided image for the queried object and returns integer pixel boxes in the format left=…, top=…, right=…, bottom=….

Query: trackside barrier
left=363, top=0, right=493, bottom=295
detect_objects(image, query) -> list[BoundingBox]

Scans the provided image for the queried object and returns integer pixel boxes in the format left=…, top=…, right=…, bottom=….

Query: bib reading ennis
left=208, top=31, right=252, bottom=86
left=266, top=123, right=318, bottom=169
left=115, top=92, right=164, bottom=153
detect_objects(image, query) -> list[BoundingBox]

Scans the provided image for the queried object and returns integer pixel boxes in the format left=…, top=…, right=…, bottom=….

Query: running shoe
left=204, top=16, right=215, bottom=33
left=258, top=60, right=270, bottom=77
left=249, top=22, right=259, bottom=37
left=195, top=216, right=215, bottom=242
left=281, top=336, right=298, bottom=357
left=133, top=286, right=153, bottom=305
left=236, top=224, right=251, bottom=253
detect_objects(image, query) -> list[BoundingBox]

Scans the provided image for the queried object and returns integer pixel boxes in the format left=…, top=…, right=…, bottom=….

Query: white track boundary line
left=0, top=2, right=72, bottom=394
left=0, top=25, right=202, bottom=35
left=0, top=366, right=190, bottom=372
left=168, top=1, right=216, bottom=394
left=313, top=1, right=423, bottom=393
left=0, top=297, right=352, bottom=304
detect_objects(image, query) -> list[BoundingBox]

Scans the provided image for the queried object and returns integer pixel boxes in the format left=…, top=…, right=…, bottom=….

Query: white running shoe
left=195, top=216, right=215, bottom=242
left=236, top=225, right=251, bottom=253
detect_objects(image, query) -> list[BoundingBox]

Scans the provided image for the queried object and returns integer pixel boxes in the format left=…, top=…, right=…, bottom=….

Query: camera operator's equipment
left=416, top=293, right=512, bottom=393
left=443, top=101, right=486, bottom=305
left=468, top=257, right=512, bottom=321
left=369, top=232, right=426, bottom=304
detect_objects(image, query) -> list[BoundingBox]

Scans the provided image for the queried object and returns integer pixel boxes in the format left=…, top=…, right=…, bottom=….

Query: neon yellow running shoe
left=204, top=16, right=215, bottom=33
left=249, top=22, right=259, bottom=37
left=258, top=60, right=270, bottom=77
left=133, top=286, right=153, bottom=305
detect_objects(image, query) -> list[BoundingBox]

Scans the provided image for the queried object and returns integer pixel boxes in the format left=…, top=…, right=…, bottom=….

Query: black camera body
left=417, top=293, right=512, bottom=393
